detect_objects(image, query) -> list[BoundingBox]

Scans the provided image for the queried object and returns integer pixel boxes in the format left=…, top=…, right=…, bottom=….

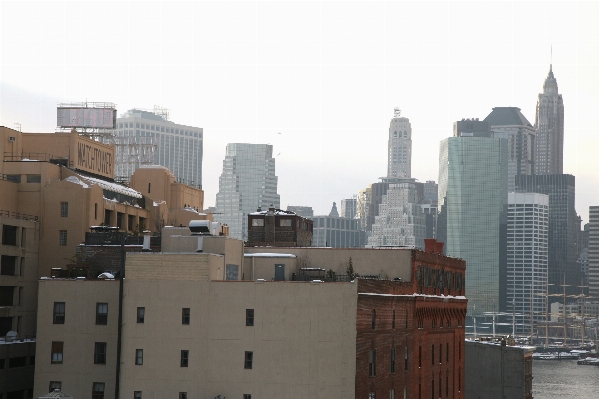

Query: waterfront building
left=515, top=174, right=581, bottom=296
left=484, top=107, right=535, bottom=192
left=589, top=206, right=599, bottom=296
left=534, top=65, right=564, bottom=175
left=215, top=143, right=280, bottom=241
left=438, top=119, right=508, bottom=314
left=507, top=192, right=549, bottom=333
left=387, top=108, right=412, bottom=178
left=115, top=108, right=203, bottom=186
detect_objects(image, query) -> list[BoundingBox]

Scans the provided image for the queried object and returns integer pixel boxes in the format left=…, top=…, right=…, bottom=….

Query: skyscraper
left=484, top=107, right=535, bottom=192
left=368, top=181, right=426, bottom=249
left=534, top=65, right=564, bottom=175
left=587, top=206, right=599, bottom=296
left=438, top=119, right=508, bottom=314
left=312, top=203, right=366, bottom=248
left=340, top=196, right=357, bottom=219
left=387, top=108, right=412, bottom=178
left=116, top=108, right=203, bottom=186
left=515, top=174, right=581, bottom=297
left=215, top=143, right=280, bottom=241
left=507, top=192, right=549, bottom=333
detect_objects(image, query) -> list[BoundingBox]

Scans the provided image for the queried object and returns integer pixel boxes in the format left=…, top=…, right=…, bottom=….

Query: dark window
left=96, top=303, right=108, bottom=325
left=243, top=395, right=251, bottom=399
left=419, top=346, right=421, bottom=368
left=137, top=307, right=145, bottom=323
left=2, top=225, right=17, bottom=246
left=0, top=287, right=14, bottom=306
left=0, top=358, right=4, bottom=368
left=439, top=344, right=442, bottom=364
left=182, top=308, right=190, bottom=325
left=135, top=349, right=143, bottom=365
left=51, top=341, right=63, bottom=364
left=446, top=343, right=449, bottom=363
left=27, top=174, right=41, bottom=183
left=369, top=350, right=376, bottom=376
left=390, top=347, right=396, bottom=373
left=392, top=310, right=396, bottom=329
left=8, top=356, right=26, bottom=368
left=59, top=230, right=67, bottom=246
left=92, top=382, right=105, bottom=399
left=29, top=355, right=35, bottom=365
left=178, top=393, right=187, bottom=399
left=431, top=379, right=434, bottom=399
left=94, top=342, right=107, bottom=364
left=246, top=309, right=254, bottom=326
left=371, top=309, right=376, bottom=330
left=405, top=347, right=408, bottom=371
left=49, top=382, right=61, bottom=392
left=180, top=350, right=188, bottom=367
left=244, top=351, right=253, bottom=369
left=7, top=391, right=24, bottom=399
left=134, top=392, right=141, bottom=399
left=60, top=202, right=68, bottom=217
left=432, top=345, right=435, bottom=365
left=53, top=302, right=65, bottom=324
left=6, top=175, right=21, bottom=183
left=1, top=256, right=17, bottom=275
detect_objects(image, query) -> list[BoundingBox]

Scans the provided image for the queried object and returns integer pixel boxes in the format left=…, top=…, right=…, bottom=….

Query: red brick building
left=246, top=206, right=313, bottom=247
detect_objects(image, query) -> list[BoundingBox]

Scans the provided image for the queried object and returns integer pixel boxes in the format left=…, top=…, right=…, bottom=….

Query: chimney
left=435, top=241, right=444, bottom=254
left=424, top=238, right=436, bottom=252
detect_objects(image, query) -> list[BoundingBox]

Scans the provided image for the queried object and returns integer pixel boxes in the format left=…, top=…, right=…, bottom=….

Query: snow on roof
left=249, top=209, right=297, bottom=216
left=64, top=175, right=89, bottom=188
left=80, top=175, right=142, bottom=198
left=244, top=253, right=297, bottom=258
left=182, top=206, right=205, bottom=215
left=359, top=293, right=467, bottom=300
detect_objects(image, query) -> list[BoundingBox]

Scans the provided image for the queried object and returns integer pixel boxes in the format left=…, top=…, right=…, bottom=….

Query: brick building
left=246, top=206, right=313, bottom=247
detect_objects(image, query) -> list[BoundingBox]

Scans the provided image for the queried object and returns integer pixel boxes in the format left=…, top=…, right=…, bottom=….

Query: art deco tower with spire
left=387, top=107, right=412, bottom=178
left=534, top=65, right=564, bottom=174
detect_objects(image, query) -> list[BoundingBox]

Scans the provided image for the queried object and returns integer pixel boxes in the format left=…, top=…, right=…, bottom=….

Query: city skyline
left=1, top=2, right=598, bottom=221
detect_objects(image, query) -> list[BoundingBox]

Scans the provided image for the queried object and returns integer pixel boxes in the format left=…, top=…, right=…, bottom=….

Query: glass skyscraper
left=438, top=120, right=508, bottom=314
left=215, top=143, right=280, bottom=241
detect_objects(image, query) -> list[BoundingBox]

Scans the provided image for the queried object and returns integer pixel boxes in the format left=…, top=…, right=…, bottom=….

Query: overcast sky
left=1, top=1, right=598, bottom=222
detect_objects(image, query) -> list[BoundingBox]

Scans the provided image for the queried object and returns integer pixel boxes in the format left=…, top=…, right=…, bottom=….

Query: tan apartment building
left=34, top=232, right=467, bottom=399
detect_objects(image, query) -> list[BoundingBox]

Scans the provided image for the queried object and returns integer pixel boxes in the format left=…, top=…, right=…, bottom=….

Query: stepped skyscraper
left=534, top=65, right=564, bottom=175
left=387, top=108, right=412, bottom=178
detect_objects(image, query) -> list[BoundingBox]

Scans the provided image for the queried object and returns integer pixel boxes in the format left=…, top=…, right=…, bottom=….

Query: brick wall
left=126, top=253, right=213, bottom=281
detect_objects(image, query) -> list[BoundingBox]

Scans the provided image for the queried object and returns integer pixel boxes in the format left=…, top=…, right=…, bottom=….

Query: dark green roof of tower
left=483, top=107, right=532, bottom=127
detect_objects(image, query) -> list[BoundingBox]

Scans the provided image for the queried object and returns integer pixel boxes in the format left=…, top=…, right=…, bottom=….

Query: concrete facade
left=465, top=339, right=534, bottom=399
left=388, top=108, right=412, bottom=179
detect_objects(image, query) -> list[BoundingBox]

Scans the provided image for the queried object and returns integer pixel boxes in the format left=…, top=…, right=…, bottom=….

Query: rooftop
left=483, top=107, right=532, bottom=127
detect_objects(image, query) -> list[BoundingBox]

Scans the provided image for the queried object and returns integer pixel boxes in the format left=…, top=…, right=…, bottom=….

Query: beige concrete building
left=34, top=231, right=467, bottom=399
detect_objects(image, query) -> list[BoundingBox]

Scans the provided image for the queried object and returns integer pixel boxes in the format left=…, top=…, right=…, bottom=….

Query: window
left=60, top=202, right=68, bottom=217
left=180, top=350, right=188, bottom=367
left=439, top=344, right=442, bottom=364
left=94, top=342, right=106, bottom=364
left=446, top=343, right=449, bottom=363
left=59, top=230, right=67, bottom=246
left=243, top=395, right=252, bottom=399
left=96, top=303, right=108, bottom=325
left=390, top=389, right=394, bottom=399
left=405, top=347, right=408, bottom=371
left=134, top=392, right=142, bottom=399
left=51, top=341, right=63, bottom=364
left=9, top=356, right=26, bottom=368
left=6, top=175, right=21, bottom=183
left=178, top=393, right=187, bottom=399
left=419, top=346, right=421, bottom=368
left=244, top=351, right=253, bottom=369
left=92, top=382, right=105, bottom=399
left=182, top=308, right=190, bottom=325
left=368, top=393, right=376, bottom=399
left=404, top=387, right=407, bottom=399
left=390, top=347, right=396, bottom=373
left=251, top=219, right=264, bottom=227
left=392, top=310, right=396, bottom=329
left=432, top=345, right=435, bottom=365
left=53, top=302, right=65, bottom=324
left=246, top=309, right=254, bottom=326
left=137, top=307, right=145, bottom=323
left=135, top=349, right=143, bottom=365
left=371, top=309, right=376, bottom=330
left=27, top=174, right=41, bottom=183
left=49, top=382, right=61, bottom=392
left=279, top=218, right=292, bottom=226
left=369, top=350, right=376, bottom=376
left=30, top=355, right=35, bottom=365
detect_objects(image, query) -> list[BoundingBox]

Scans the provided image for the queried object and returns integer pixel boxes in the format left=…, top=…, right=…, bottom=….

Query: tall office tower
left=116, top=108, right=203, bottom=186
left=534, top=65, right=564, bottom=175
left=507, top=193, right=549, bottom=333
left=368, top=182, right=426, bottom=249
left=423, top=180, right=438, bottom=203
left=340, top=196, right=357, bottom=219
left=438, top=119, right=508, bottom=314
left=215, top=144, right=280, bottom=241
left=484, top=107, right=535, bottom=192
left=515, top=174, right=581, bottom=296
left=577, top=223, right=589, bottom=288
left=387, top=108, right=412, bottom=178
left=588, top=207, right=599, bottom=296
left=355, top=185, right=372, bottom=231
left=367, top=177, right=424, bottom=232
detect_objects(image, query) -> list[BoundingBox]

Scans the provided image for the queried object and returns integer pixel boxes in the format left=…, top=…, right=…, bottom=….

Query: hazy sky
left=1, top=1, right=598, bottom=221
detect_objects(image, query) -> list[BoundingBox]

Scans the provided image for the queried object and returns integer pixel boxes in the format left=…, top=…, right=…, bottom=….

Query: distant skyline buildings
left=438, top=121, right=508, bottom=314
left=312, top=203, right=366, bottom=248
left=387, top=108, right=412, bottom=179
left=340, top=196, right=357, bottom=219
left=534, top=65, right=564, bottom=175
left=115, top=108, right=203, bottom=186
left=215, top=143, right=280, bottom=241
left=587, top=206, right=599, bottom=296
left=484, top=107, right=535, bottom=192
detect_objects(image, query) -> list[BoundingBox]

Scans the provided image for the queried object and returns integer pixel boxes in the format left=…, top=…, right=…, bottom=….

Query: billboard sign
left=75, top=135, right=114, bottom=178
left=57, top=107, right=116, bottom=129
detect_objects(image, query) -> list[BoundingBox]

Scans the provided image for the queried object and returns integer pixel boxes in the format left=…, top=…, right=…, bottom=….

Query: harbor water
left=533, top=359, right=599, bottom=399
